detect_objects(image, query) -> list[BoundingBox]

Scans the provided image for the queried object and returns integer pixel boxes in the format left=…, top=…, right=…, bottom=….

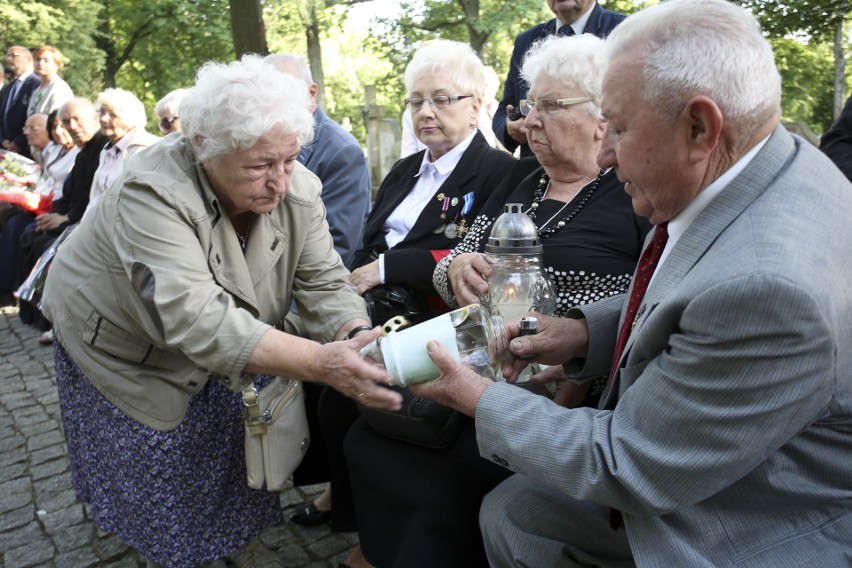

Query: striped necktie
left=607, top=222, right=668, bottom=531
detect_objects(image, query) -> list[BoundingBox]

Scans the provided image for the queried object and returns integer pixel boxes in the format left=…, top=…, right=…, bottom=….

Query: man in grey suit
left=412, top=0, right=852, bottom=565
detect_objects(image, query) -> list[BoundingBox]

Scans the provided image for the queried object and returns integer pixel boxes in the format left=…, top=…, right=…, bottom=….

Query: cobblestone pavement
left=0, top=305, right=356, bottom=568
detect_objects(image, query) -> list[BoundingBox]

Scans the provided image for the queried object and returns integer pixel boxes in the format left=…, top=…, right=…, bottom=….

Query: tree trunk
left=229, top=0, right=269, bottom=58
left=306, top=8, right=326, bottom=110
left=834, top=2, right=847, bottom=119
left=455, top=0, right=489, bottom=56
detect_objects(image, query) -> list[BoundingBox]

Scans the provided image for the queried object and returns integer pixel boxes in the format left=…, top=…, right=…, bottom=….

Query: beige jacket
left=42, top=135, right=367, bottom=430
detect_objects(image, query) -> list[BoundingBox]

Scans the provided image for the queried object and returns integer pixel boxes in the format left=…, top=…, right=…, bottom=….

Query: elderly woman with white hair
left=344, top=34, right=651, bottom=568
left=289, top=39, right=515, bottom=568
left=87, top=88, right=160, bottom=208
left=40, top=55, right=401, bottom=568
left=154, top=88, right=186, bottom=134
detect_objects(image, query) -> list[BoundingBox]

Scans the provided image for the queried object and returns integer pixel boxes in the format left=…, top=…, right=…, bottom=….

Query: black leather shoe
left=289, top=500, right=330, bottom=526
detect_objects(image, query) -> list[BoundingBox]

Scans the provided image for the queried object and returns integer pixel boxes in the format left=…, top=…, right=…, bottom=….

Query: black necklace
left=526, top=169, right=604, bottom=238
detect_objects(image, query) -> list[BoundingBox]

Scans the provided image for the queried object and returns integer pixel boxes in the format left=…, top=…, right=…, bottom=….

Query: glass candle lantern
left=359, top=304, right=508, bottom=387
left=481, top=203, right=557, bottom=320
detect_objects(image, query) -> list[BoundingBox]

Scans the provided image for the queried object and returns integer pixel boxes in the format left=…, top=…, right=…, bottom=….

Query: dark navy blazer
left=353, top=131, right=516, bottom=297
left=0, top=73, right=41, bottom=157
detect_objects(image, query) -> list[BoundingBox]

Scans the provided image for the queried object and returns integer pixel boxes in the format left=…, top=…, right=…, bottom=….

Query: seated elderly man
left=413, top=0, right=852, bottom=566
left=23, top=113, right=50, bottom=163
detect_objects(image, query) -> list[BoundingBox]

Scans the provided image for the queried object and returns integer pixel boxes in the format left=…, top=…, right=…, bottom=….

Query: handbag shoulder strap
left=243, top=384, right=267, bottom=436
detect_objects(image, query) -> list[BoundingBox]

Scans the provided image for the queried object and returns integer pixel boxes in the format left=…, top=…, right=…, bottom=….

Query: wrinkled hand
left=350, top=260, right=381, bottom=295
left=500, top=314, right=589, bottom=379
left=448, top=252, right=491, bottom=306
left=505, top=105, right=527, bottom=145
left=319, top=328, right=402, bottom=411
left=409, top=339, right=493, bottom=416
left=35, top=212, right=68, bottom=232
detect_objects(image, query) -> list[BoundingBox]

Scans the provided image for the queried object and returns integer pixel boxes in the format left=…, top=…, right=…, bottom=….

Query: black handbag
left=362, top=284, right=430, bottom=327
left=359, top=285, right=466, bottom=448
left=357, top=386, right=468, bottom=448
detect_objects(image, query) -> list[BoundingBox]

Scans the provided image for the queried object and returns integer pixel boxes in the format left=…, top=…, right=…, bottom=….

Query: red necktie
left=607, top=222, right=667, bottom=531
left=609, top=222, right=669, bottom=379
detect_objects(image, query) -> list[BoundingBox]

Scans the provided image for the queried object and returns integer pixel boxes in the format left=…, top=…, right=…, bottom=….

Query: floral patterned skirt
left=53, top=342, right=282, bottom=567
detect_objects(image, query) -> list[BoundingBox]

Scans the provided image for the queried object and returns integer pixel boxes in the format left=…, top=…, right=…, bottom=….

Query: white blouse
left=35, top=142, right=79, bottom=201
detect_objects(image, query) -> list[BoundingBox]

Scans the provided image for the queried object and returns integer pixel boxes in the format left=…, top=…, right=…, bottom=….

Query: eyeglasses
left=23, top=125, right=44, bottom=132
left=404, top=95, right=473, bottom=111
left=519, top=97, right=593, bottom=117
left=159, top=116, right=179, bottom=128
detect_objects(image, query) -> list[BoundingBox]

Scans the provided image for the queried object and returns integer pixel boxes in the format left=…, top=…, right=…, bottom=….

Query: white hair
left=520, top=34, right=606, bottom=119
left=404, top=40, right=488, bottom=100
left=154, top=88, right=188, bottom=119
left=606, top=0, right=781, bottom=133
left=180, top=54, right=314, bottom=163
left=264, top=53, right=313, bottom=85
left=95, top=88, right=148, bottom=130
left=60, top=97, right=96, bottom=119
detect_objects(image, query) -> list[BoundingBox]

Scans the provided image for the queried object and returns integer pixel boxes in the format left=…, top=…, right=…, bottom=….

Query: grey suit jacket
left=475, top=126, right=852, bottom=566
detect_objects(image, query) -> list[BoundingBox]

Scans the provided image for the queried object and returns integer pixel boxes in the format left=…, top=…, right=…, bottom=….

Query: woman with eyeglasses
left=40, top=55, right=399, bottom=568
left=155, top=88, right=186, bottom=134
left=291, top=40, right=516, bottom=568
left=344, top=34, right=652, bottom=568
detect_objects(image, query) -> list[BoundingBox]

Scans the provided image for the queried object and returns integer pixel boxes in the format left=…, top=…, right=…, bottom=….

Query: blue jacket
left=298, top=107, right=372, bottom=269
left=492, top=3, right=626, bottom=157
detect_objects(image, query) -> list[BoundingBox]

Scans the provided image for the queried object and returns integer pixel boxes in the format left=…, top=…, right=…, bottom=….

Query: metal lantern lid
left=484, top=203, right=543, bottom=255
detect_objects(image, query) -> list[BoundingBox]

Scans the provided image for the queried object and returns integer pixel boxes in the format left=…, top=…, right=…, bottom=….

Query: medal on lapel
left=456, top=219, right=469, bottom=238
left=439, top=195, right=450, bottom=220
left=444, top=222, right=459, bottom=239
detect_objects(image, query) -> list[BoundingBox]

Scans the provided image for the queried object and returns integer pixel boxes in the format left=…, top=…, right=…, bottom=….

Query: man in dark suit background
left=492, top=0, right=624, bottom=158
left=0, top=46, right=40, bottom=157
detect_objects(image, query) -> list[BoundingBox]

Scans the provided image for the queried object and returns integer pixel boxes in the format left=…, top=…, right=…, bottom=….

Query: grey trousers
left=480, top=474, right=635, bottom=568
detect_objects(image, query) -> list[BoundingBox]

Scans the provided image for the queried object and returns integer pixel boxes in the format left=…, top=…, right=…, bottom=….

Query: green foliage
left=0, top=0, right=234, bottom=133
left=99, top=0, right=234, bottom=132
left=772, top=37, right=838, bottom=133
left=735, top=0, right=850, bottom=130
left=737, top=0, right=848, bottom=41
left=599, top=0, right=659, bottom=15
